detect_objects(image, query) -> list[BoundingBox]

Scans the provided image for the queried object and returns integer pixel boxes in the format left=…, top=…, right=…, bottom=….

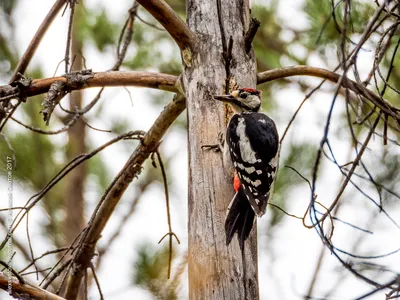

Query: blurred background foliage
left=1, top=0, right=400, bottom=298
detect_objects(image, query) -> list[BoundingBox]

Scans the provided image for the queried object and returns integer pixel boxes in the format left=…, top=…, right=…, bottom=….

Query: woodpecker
left=214, top=88, right=279, bottom=248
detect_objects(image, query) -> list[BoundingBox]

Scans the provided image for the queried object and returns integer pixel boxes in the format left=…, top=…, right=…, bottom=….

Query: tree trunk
left=63, top=4, right=86, bottom=299
left=184, top=1, right=259, bottom=299
left=64, top=3, right=86, bottom=247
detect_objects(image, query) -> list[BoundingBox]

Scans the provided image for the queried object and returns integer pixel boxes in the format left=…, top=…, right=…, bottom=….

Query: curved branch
left=136, top=0, right=196, bottom=50
left=257, top=65, right=342, bottom=84
left=257, top=65, right=400, bottom=122
left=64, top=93, right=186, bottom=299
left=0, top=272, right=65, bottom=300
left=10, top=0, right=68, bottom=83
left=0, top=71, right=179, bottom=98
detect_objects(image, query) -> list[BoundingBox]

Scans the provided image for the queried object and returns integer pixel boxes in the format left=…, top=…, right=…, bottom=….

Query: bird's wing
left=227, top=113, right=279, bottom=216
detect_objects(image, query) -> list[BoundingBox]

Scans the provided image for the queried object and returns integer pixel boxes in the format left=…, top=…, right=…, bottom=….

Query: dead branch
left=0, top=71, right=179, bottom=100
left=112, top=2, right=139, bottom=71
left=9, top=0, right=68, bottom=83
left=155, top=150, right=180, bottom=279
left=64, top=1, right=77, bottom=74
left=64, top=93, right=186, bottom=299
left=136, top=0, right=197, bottom=51
left=0, top=272, right=65, bottom=300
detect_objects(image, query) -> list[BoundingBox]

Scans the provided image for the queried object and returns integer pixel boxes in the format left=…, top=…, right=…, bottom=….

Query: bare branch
left=3, top=71, right=179, bottom=98
left=64, top=1, right=77, bottom=74
left=89, top=263, right=104, bottom=300
left=136, top=0, right=197, bottom=50
left=155, top=149, right=180, bottom=279
left=64, top=93, right=186, bottom=299
left=0, top=272, right=65, bottom=300
left=257, top=65, right=400, bottom=123
left=112, top=2, right=139, bottom=71
left=9, top=0, right=68, bottom=83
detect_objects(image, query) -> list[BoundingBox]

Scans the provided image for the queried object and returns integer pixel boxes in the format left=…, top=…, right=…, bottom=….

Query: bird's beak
left=213, top=94, right=235, bottom=103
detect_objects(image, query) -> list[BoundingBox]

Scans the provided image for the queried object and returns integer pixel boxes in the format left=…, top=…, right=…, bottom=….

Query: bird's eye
left=239, top=92, right=249, bottom=99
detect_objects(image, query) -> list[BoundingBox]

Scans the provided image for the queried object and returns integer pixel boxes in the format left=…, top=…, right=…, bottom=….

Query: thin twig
left=64, top=0, right=77, bottom=73
left=90, top=262, right=104, bottom=300
left=0, top=261, right=25, bottom=284
left=42, top=258, right=72, bottom=290
left=155, top=149, right=180, bottom=279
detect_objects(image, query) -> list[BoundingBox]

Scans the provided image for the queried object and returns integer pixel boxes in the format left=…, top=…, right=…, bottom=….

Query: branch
left=64, top=93, right=186, bottom=299
left=9, top=0, right=68, bottom=83
left=136, top=0, right=196, bottom=50
left=244, top=18, right=260, bottom=53
left=0, top=71, right=178, bottom=100
left=0, top=272, right=65, bottom=300
left=256, top=65, right=400, bottom=123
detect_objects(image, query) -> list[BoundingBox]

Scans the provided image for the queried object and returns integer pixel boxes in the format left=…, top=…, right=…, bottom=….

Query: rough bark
left=183, top=0, right=259, bottom=299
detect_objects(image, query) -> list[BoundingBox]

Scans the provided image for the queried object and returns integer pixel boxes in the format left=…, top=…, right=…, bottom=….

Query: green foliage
left=77, top=7, right=119, bottom=51
left=87, top=154, right=111, bottom=191
left=133, top=243, right=178, bottom=300
left=303, top=0, right=375, bottom=52
left=125, top=21, right=181, bottom=73
left=253, top=3, right=284, bottom=71
left=0, top=0, right=16, bottom=16
left=0, top=1, right=18, bottom=79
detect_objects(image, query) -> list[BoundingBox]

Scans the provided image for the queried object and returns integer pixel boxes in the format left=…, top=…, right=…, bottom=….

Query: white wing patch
left=245, top=166, right=256, bottom=173
left=270, top=153, right=278, bottom=169
left=236, top=118, right=258, bottom=164
left=253, top=180, right=262, bottom=187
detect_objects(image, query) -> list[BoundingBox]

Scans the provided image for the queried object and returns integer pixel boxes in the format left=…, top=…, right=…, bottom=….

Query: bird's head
left=213, top=88, right=262, bottom=113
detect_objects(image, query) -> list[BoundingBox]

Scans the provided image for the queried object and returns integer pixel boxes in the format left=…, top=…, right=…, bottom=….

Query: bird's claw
left=201, top=132, right=225, bottom=152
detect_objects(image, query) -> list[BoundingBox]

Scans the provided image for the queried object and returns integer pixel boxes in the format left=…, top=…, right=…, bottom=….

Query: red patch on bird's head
left=233, top=173, right=241, bottom=192
left=241, top=88, right=261, bottom=95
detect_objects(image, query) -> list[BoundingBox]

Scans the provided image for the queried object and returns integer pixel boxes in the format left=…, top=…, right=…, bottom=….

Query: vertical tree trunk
left=184, top=1, right=258, bottom=299
left=63, top=5, right=86, bottom=299
left=64, top=3, right=86, bottom=247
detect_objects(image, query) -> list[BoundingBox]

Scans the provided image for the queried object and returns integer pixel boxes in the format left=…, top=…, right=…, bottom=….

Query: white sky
left=1, top=0, right=399, bottom=299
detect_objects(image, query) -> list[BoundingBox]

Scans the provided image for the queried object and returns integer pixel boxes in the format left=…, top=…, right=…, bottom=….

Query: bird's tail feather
left=225, top=186, right=255, bottom=248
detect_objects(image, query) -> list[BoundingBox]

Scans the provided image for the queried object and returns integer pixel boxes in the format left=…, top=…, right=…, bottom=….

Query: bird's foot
left=201, top=132, right=224, bottom=152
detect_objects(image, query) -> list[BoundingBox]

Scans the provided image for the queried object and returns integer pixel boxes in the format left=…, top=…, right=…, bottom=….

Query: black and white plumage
left=214, top=88, right=279, bottom=248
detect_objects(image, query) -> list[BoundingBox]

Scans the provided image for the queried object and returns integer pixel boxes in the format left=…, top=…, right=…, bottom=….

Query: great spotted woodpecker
left=214, top=88, right=279, bottom=248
